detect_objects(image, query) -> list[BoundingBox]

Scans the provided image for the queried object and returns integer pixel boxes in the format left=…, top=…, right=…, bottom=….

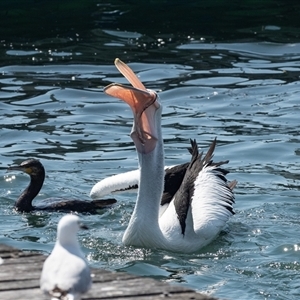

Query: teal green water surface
left=1, top=2, right=300, bottom=299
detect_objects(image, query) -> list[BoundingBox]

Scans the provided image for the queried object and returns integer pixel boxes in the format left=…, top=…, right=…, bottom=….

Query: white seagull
left=40, top=214, right=92, bottom=300
left=93, top=58, right=237, bottom=253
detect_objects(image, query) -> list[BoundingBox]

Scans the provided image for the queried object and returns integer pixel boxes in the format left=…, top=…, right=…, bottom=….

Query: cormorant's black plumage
left=8, top=159, right=116, bottom=213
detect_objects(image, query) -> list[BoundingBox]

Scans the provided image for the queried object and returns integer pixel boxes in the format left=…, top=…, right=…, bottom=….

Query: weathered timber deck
left=0, top=244, right=219, bottom=300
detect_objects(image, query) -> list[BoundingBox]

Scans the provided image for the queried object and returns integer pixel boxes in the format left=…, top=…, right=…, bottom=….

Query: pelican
left=95, top=58, right=237, bottom=253
left=90, top=163, right=189, bottom=203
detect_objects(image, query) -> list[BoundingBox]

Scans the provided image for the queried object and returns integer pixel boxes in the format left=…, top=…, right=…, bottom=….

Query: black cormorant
left=7, top=158, right=116, bottom=213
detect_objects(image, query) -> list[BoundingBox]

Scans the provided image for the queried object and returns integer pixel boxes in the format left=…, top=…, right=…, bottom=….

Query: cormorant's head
left=7, top=159, right=45, bottom=177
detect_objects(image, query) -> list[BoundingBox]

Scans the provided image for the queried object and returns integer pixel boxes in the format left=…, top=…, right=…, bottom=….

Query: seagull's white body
left=95, top=59, right=236, bottom=253
left=40, top=215, right=92, bottom=300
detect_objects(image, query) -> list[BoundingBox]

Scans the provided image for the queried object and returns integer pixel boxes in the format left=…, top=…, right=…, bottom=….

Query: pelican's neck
left=136, top=142, right=165, bottom=218
left=123, top=107, right=166, bottom=246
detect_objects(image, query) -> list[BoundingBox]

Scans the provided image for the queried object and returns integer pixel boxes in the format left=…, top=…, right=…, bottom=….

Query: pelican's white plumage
left=96, top=58, right=236, bottom=253
left=40, top=214, right=92, bottom=300
left=90, top=169, right=140, bottom=198
left=90, top=165, right=179, bottom=199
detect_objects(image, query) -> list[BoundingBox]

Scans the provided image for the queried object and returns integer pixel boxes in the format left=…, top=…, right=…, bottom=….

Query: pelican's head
left=104, top=58, right=161, bottom=154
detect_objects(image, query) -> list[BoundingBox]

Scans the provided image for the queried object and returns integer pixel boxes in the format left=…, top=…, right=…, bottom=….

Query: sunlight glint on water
left=1, top=40, right=300, bottom=300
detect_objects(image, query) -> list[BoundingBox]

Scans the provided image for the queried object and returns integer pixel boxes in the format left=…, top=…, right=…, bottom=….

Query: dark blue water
left=1, top=2, right=300, bottom=299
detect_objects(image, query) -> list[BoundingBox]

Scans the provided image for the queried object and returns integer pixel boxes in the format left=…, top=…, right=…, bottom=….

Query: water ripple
left=1, top=39, right=300, bottom=300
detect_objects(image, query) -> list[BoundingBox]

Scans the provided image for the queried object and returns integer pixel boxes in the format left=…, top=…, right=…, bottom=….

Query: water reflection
left=1, top=2, right=300, bottom=298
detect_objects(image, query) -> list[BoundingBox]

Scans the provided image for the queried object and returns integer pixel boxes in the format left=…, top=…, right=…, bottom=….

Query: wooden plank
left=0, top=289, right=216, bottom=300
left=0, top=244, right=218, bottom=300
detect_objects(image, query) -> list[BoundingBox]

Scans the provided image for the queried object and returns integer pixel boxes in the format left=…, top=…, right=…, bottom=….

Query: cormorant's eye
left=24, top=167, right=33, bottom=174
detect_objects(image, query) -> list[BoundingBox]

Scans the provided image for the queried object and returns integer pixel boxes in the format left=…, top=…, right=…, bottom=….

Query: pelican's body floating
left=90, top=163, right=189, bottom=205
left=92, top=58, right=237, bottom=253
left=8, top=159, right=116, bottom=213
left=40, top=214, right=92, bottom=300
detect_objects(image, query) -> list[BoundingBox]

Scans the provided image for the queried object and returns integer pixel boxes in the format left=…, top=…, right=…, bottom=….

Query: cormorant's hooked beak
left=104, top=58, right=160, bottom=154
left=7, top=164, right=28, bottom=173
